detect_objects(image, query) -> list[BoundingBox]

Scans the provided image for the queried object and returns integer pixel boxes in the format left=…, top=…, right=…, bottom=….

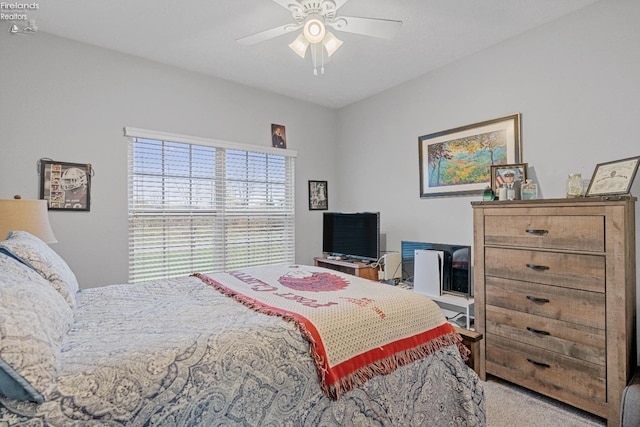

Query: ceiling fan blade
left=333, top=0, right=350, bottom=10
left=269, top=0, right=348, bottom=14
left=236, top=23, right=301, bottom=46
left=270, top=0, right=301, bottom=11
left=328, top=16, right=403, bottom=39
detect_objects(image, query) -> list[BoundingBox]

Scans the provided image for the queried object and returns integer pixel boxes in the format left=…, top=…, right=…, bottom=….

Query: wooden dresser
left=472, top=197, right=636, bottom=425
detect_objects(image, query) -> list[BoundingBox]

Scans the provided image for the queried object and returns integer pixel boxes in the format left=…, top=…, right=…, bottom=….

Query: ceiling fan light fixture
left=288, top=33, right=309, bottom=58
left=303, top=17, right=326, bottom=44
left=237, top=1, right=404, bottom=76
left=322, top=32, right=343, bottom=57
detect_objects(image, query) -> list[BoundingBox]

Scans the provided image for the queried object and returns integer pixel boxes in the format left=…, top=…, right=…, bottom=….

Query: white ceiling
left=23, top=0, right=599, bottom=109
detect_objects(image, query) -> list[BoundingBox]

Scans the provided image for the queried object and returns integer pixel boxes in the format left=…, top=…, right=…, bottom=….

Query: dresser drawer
left=486, top=334, right=606, bottom=416
left=486, top=305, right=605, bottom=365
left=484, top=215, right=604, bottom=252
left=485, top=247, right=605, bottom=293
left=485, top=276, right=605, bottom=328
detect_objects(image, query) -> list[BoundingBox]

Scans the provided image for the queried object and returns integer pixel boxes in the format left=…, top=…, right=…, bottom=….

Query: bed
left=0, top=231, right=485, bottom=426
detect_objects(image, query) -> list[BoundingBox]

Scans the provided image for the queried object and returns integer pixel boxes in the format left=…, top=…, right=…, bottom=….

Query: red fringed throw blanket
left=193, top=264, right=467, bottom=400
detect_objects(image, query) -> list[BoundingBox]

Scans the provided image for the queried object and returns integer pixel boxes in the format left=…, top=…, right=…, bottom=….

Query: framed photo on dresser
left=490, top=163, right=527, bottom=199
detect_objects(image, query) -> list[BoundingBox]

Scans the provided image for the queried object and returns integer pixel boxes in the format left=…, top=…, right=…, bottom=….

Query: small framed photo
left=308, top=180, right=328, bottom=210
left=271, top=124, right=287, bottom=149
left=39, top=160, right=92, bottom=211
left=490, top=163, right=527, bottom=200
left=586, top=156, right=640, bottom=197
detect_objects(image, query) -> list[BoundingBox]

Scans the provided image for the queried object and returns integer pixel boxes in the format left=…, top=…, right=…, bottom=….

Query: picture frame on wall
left=490, top=163, right=528, bottom=200
left=419, top=113, right=521, bottom=197
left=308, top=180, right=328, bottom=210
left=271, top=123, right=287, bottom=149
left=39, top=160, right=92, bottom=211
left=585, top=156, right=640, bottom=197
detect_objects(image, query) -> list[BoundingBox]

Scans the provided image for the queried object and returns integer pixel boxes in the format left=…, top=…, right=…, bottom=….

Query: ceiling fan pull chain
left=312, top=43, right=318, bottom=76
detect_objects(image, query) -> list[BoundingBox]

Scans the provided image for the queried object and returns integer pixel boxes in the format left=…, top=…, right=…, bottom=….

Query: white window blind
left=126, top=129, right=296, bottom=283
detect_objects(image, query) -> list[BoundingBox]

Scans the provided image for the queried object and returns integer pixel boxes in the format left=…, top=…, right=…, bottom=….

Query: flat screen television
left=401, top=241, right=472, bottom=297
left=322, top=212, right=380, bottom=262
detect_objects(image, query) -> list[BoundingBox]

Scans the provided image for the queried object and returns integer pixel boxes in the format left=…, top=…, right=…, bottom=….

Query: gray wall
left=336, top=0, right=640, bottom=359
left=1, top=1, right=639, bottom=300
left=337, top=0, right=639, bottom=259
left=0, top=33, right=338, bottom=287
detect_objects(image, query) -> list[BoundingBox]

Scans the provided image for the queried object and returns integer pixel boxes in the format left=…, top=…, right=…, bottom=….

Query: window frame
left=125, top=127, right=296, bottom=283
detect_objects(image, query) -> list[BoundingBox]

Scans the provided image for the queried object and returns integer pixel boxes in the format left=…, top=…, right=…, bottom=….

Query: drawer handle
left=527, top=358, right=551, bottom=368
left=525, top=228, right=549, bottom=236
left=526, top=326, right=550, bottom=336
left=526, top=263, right=550, bottom=272
left=526, top=295, right=550, bottom=304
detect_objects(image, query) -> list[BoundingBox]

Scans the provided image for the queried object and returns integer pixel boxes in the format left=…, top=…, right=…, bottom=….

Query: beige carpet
left=485, top=377, right=606, bottom=426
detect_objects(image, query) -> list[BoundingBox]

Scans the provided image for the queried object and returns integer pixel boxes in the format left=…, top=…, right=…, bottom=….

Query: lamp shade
left=323, top=32, right=343, bottom=56
left=289, top=33, right=309, bottom=58
left=0, top=198, right=57, bottom=243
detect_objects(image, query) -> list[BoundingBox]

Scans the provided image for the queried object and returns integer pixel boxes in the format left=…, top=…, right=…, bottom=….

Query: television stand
left=314, top=257, right=379, bottom=281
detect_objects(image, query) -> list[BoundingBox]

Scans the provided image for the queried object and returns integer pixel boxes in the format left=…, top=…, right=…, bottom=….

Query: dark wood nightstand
left=454, top=326, right=483, bottom=376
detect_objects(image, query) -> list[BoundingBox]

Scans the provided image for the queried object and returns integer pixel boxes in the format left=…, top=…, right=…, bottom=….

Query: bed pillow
left=0, top=252, right=74, bottom=403
left=0, top=230, right=78, bottom=308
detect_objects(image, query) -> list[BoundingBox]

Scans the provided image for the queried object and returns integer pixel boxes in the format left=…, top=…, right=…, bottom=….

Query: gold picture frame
left=419, top=113, right=522, bottom=197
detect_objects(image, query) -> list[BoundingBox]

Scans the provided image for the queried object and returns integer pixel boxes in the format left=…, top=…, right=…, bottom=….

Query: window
left=126, top=128, right=296, bottom=283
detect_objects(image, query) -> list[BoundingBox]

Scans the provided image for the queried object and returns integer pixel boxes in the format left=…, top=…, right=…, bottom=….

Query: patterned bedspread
left=0, top=270, right=485, bottom=426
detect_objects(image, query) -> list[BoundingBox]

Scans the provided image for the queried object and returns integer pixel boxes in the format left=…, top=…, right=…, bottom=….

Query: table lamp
left=0, top=195, right=57, bottom=243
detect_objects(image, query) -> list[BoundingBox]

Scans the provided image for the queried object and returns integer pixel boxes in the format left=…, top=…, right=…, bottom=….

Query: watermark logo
left=2, top=2, right=39, bottom=34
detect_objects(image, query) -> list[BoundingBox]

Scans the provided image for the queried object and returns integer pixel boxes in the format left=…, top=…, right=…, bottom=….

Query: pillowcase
left=0, top=230, right=79, bottom=308
left=0, top=252, right=74, bottom=403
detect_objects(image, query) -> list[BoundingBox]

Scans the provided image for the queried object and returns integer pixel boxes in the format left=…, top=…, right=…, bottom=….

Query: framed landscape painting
left=419, top=113, right=521, bottom=197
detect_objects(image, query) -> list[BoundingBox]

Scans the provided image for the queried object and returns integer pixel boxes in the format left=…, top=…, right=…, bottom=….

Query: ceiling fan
left=237, top=0, right=403, bottom=75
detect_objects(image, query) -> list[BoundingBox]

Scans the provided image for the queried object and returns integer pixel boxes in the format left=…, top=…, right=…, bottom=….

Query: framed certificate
left=586, top=156, right=640, bottom=197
